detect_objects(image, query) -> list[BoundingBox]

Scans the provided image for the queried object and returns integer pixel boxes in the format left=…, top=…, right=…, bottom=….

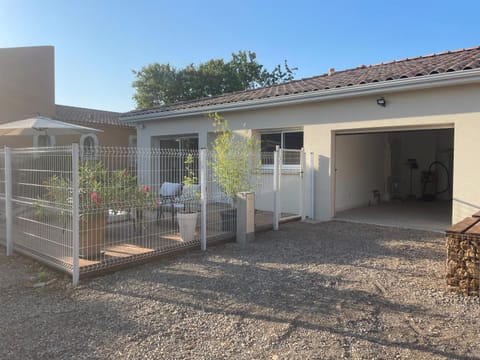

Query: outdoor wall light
left=376, top=97, right=386, bottom=107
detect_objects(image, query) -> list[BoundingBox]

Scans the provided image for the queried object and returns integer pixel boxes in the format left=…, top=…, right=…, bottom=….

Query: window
left=152, top=135, right=199, bottom=184
left=260, top=130, right=303, bottom=165
left=80, top=133, right=99, bottom=160
left=34, top=134, right=56, bottom=148
left=153, top=135, right=199, bottom=151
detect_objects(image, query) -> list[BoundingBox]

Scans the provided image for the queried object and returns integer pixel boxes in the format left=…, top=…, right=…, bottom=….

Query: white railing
left=2, top=145, right=307, bottom=284
left=0, top=147, right=5, bottom=246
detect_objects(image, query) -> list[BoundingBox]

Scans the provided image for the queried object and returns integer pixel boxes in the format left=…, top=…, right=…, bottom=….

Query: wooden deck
left=74, top=210, right=278, bottom=272
left=11, top=207, right=295, bottom=275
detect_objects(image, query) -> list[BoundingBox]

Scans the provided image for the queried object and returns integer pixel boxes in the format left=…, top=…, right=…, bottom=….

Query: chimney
left=328, top=68, right=335, bottom=76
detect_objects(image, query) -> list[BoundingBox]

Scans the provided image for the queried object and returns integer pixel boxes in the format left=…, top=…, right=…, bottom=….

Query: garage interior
left=334, top=128, right=454, bottom=232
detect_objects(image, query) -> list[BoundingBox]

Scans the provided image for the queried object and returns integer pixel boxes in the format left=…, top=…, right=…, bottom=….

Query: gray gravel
left=0, top=221, right=479, bottom=359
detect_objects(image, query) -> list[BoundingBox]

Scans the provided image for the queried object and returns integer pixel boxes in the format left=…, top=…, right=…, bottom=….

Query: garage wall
left=335, top=133, right=386, bottom=211
left=390, top=131, right=437, bottom=198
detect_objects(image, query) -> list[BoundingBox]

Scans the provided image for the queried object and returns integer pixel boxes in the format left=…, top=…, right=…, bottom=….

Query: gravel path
left=0, top=221, right=479, bottom=359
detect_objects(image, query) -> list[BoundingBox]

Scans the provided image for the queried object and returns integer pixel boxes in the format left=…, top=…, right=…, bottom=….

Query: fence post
left=72, top=144, right=80, bottom=286
left=199, top=148, right=207, bottom=251
left=300, top=149, right=306, bottom=221
left=236, top=191, right=255, bottom=245
left=4, top=146, right=12, bottom=256
left=273, top=146, right=280, bottom=230
left=309, top=152, right=315, bottom=220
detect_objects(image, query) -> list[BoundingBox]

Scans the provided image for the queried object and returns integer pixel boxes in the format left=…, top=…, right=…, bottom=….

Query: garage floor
left=335, top=200, right=451, bottom=233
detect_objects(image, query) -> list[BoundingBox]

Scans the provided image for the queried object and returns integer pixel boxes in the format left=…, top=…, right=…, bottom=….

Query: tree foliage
left=132, top=51, right=297, bottom=108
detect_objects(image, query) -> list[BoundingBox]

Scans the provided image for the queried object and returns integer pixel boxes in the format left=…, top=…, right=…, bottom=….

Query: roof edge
left=120, top=68, right=480, bottom=123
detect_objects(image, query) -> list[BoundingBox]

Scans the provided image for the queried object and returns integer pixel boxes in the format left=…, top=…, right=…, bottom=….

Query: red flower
left=143, top=185, right=150, bottom=192
left=91, top=192, right=101, bottom=206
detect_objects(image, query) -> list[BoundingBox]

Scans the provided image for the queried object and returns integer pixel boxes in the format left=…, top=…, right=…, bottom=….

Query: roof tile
left=55, top=105, right=131, bottom=128
left=124, top=46, right=480, bottom=118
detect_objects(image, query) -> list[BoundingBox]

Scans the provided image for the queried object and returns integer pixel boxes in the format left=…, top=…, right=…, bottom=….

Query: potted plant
left=209, top=113, right=259, bottom=232
left=40, top=161, right=157, bottom=258
left=176, top=154, right=200, bottom=242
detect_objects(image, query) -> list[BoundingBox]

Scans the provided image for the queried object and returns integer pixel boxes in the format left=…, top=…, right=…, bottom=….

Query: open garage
left=333, top=127, right=454, bottom=232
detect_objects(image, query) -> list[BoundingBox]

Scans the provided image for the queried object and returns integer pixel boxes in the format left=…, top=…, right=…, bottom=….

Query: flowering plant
left=42, top=161, right=157, bottom=217
left=79, top=162, right=157, bottom=215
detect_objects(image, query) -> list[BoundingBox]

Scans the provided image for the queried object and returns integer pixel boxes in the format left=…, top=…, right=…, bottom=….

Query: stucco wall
left=0, top=127, right=134, bottom=149
left=137, top=83, right=480, bottom=224
left=0, top=46, right=55, bottom=123
left=335, top=133, right=386, bottom=211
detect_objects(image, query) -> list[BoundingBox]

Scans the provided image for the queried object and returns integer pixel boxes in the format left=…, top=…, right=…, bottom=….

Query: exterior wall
left=137, top=83, right=480, bottom=225
left=0, top=127, right=135, bottom=148
left=0, top=46, right=55, bottom=123
left=55, top=127, right=135, bottom=147
left=335, top=133, right=386, bottom=211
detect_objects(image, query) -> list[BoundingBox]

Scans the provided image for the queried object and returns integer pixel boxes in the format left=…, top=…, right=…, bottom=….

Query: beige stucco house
left=122, top=46, right=480, bottom=230
left=0, top=46, right=135, bottom=149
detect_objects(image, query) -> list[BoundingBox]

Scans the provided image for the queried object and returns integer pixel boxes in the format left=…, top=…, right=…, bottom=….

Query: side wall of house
left=136, top=83, right=480, bottom=224
left=56, top=127, right=135, bottom=147
left=0, top=46, right=55, bottom=124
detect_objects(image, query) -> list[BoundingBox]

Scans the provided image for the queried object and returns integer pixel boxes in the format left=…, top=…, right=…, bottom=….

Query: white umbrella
left=0, top=115, right=103, bottom=136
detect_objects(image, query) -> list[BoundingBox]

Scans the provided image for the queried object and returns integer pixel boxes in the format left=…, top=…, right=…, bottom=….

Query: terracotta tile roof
left=55, top=104, right=131, bottom=128
left=123, top=46, right=480, bottom=118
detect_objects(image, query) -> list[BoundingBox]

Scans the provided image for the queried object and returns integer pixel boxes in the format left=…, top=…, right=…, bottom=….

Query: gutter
left=120, top=69, right=480, bottom=123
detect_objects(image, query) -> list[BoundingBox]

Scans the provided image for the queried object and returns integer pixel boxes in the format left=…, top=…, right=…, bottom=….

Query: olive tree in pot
left=210, top=113, right=259, bottom=233
left=177, top=154, right=201, bottom=242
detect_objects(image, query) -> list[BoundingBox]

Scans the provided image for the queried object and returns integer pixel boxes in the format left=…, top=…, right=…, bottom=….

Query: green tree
left=132, top=50, right=297, bottom=108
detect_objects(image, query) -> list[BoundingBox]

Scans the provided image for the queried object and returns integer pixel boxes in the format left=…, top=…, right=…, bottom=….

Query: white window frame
left=128, top=135, right=137, bottom=148
left=80, top=133, right=99, bottom=160
left=128, top=135, right=137, bottom=166
left=259, top=129, right=303, bottom=170
left=33, top=134, right=56, bottom=148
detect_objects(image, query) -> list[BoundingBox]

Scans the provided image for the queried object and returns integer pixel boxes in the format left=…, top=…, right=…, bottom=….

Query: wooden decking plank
left=446, top=217, right=479, bottom=234
left=104, top=244, right=154, bottom=258
left=465, top=221, right=480, bottom=235
left=60, top=256, right=100, bottom=268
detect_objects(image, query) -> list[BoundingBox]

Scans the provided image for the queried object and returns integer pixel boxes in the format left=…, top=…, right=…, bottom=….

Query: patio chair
left=172, top=184, right=201, bottom=214
left=156, top=182, right=182, bottom=223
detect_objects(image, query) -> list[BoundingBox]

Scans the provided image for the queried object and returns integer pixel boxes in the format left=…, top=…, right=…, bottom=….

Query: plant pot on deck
left=177, top=212, right=198, bottom=242
left=79, top=213, right=107, bottom=258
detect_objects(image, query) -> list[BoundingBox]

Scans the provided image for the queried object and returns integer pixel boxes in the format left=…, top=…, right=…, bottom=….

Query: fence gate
left=274, top=148, right=305, bottom=228
left=254, top=148, right=306, bottom=231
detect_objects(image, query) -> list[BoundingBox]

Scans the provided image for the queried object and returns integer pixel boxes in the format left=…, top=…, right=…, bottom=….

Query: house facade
left=124, top=47, right=480, bottom=227
left=0, top=46, right=135, bottom=149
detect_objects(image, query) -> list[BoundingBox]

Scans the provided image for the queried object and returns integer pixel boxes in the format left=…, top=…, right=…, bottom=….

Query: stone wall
left=446, top=215, right=480, bottom=296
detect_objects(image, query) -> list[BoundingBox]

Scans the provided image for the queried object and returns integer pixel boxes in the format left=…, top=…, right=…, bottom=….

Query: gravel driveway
left=0, top=221, right=479, bottom=359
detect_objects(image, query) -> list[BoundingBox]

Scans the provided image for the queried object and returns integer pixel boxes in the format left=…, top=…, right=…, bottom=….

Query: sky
left=1, top=0, right=479, bottom=113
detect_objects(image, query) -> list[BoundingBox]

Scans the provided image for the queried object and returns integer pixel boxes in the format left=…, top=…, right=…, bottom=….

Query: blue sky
left=1, top=0, right=479, bottom=112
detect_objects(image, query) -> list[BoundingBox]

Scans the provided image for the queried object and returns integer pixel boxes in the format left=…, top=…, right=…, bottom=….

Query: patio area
left=66, top=208, right=278, bottom=274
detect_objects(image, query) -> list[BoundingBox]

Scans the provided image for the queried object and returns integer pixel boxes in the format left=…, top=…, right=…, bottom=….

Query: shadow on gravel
left=91, top=221, right=468, bottom=359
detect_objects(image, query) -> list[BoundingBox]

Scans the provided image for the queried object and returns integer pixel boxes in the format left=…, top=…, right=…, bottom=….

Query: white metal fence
left=1, top=145, right=307, bottom=284
left=0, top=148, right=5, bottom=247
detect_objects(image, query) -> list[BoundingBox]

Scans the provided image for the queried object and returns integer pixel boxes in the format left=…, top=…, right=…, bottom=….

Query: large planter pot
left=79, top=213, right=107, bottom=258
left=177, top=212, right=198, bottom=242
left=220, top=208, right=237, bottom=232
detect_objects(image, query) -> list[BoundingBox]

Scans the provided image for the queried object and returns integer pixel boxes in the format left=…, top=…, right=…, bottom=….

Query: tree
left=132, top=50, right=297, bottom=108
